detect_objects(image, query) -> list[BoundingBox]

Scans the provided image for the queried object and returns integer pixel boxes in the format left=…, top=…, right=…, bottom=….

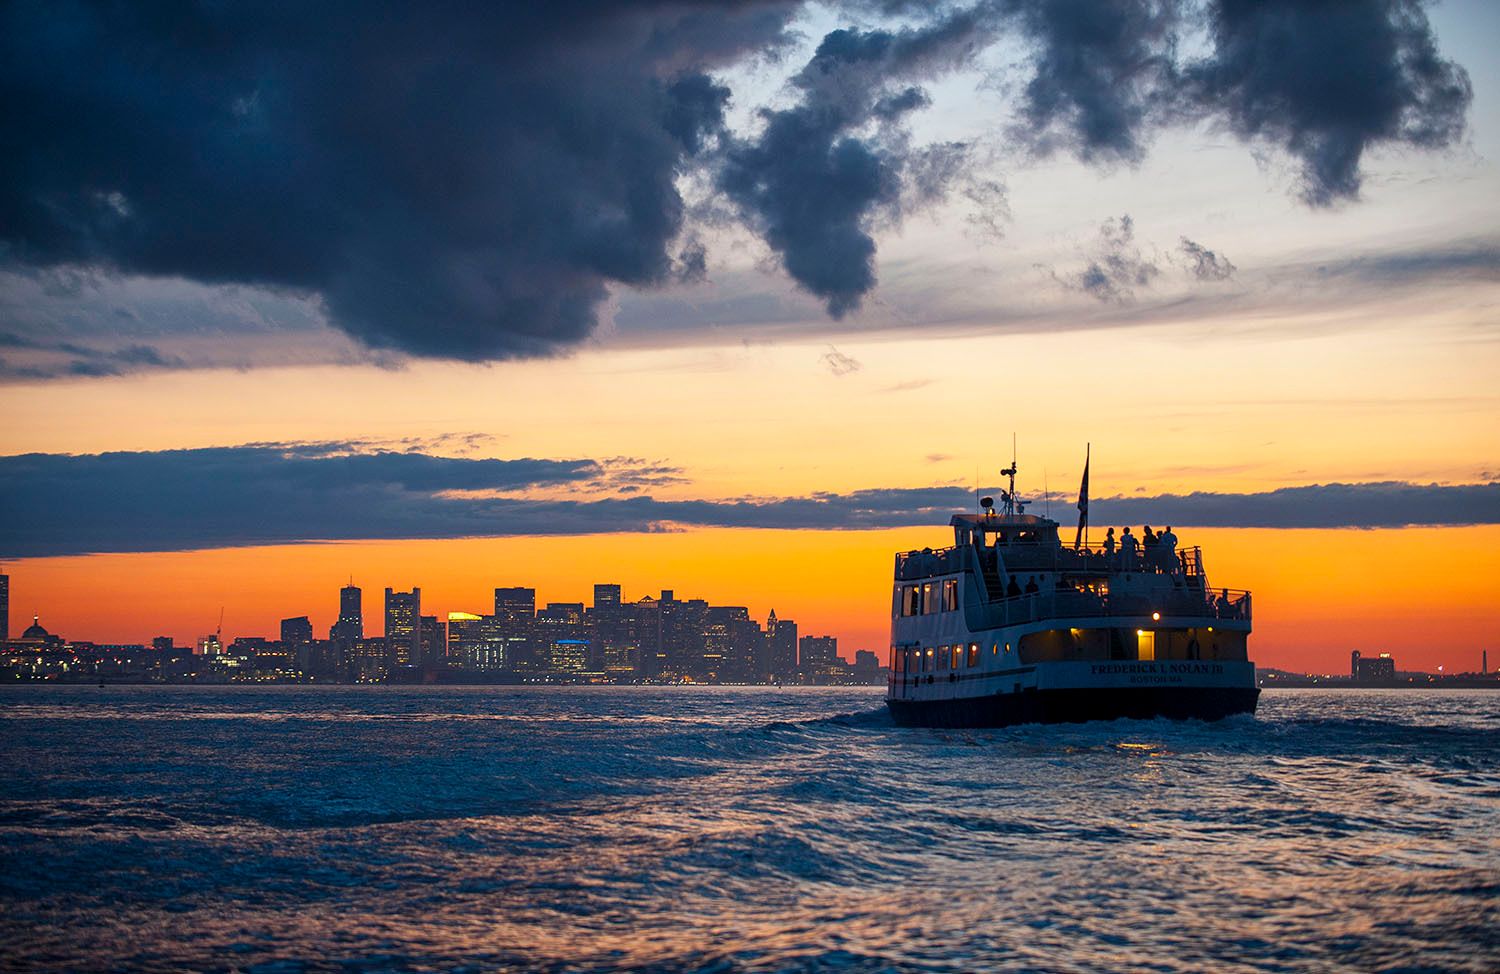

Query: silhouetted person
left=1024, top=576, right=1039, bottom=594
left=1120, top=526, right=1138, bottom=566
left=1215, top=588, right=1232, bottom=617
left=1006, top=577, right=1021, bottom=598
left=1160, top=525, right=1178, bottom=573
left=1103, top=527, right=1116, bottom=556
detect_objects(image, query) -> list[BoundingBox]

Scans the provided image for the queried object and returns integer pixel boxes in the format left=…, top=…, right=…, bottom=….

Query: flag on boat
left=1074, top=444, right=1090, bottom=549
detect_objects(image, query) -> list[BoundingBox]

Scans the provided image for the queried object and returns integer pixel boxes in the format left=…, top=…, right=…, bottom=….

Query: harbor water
left=2, top=686, right=1496, bottom=972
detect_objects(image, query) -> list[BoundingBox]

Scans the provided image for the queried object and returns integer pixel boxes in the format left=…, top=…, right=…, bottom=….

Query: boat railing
left=895, top=545, right=967, bottom=580
left=896, top=543, right=1206, bottom=581
left=977, top=587, right=1251, bottom=627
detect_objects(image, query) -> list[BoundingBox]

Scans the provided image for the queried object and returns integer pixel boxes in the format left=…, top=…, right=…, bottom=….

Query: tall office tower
left=331, top=583, right=363, bottom=642
left=418, top=615, right=445, bottom=667
left=798, top=635, right=838, bottom=669
left=766, top=610, right=798, bottom=681
left=493, top=587, right=536, bottom=623
left=280, top=616, right=313, bottom=646
left=724, top=608, right=763, bottom=683
left=702, top=605, right=751, bottom=682
left=588, top=584, right=631, bottom=676
left=0, top=572, right=8, bottom=642
left=384, top=587, right=421, bottom=667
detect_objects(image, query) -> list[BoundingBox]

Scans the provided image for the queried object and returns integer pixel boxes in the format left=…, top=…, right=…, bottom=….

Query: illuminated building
left=196, top=633, right=222, bottom=657
left=448, top=611, right=507, bottom=671
left=799, top=635, right=838, bottom=667
left=384, top=587, right=420, bottom=667
left=1351, top=650, right=1397, bottom=683
left=493, top=587, right=535, bottom=623
left=280, top=616, right=313, bottom=645
left=331, top=583, right=363, bottom=643
left=0, top=573, right=8, bottom=642
left=546, top=638, right=588, bottom=672
left=766, top=610, right=797, bottom=681
left=419, top=614, right=445, bottom=667
left=589, top=583, right=634, bottom=677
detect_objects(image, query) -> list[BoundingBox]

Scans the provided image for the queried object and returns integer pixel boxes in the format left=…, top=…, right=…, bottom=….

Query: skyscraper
left=0, top=572, right=7, bottom=643
left=766, top=610, right=797, bottom=681
left=280, top=616, right=313, bottom=645
left=384, top=587, right=421, bottom=667
left=494, top=587, right=536, bottom=622
left=331, top=583, right=363, bottom=642
left=419, top=614, right=445, bottom=667
left=592, top=583, right=621, bottom=611
left=799, top=635, right=838, bottom=670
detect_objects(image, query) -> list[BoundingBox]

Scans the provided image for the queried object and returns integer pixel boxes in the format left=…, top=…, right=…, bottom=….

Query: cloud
left=1005, top=0, right=1181, bottom=163
left=1087, top=482, right=1500, bottom=530
left=0, top=2, right=798, bottom=361
left=0, top=0, right=1476, bottom=372
left=1179, top=237, right=1237, bottom=282
left=3, top=444, right=1495, bottom=557
left=821, top=345, right=863, bottom=375
left=1186, top=0, right=1473, bottom=206
left=718, top=10, right=993, bottom=316
left=1002, top=0, right=1473, bottom=206
left=1050, top=214, right=1160, bottom=302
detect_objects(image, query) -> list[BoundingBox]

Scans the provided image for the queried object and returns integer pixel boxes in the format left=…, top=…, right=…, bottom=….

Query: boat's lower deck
left=886, top=683, right=1259, bottom=728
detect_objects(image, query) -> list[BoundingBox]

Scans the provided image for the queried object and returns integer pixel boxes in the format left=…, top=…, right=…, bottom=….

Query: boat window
left=949, top=645, right=962, bottom=669
left=890, top=646, right=900, bottom=672
left=942, top=579, right=959, bottom=612
left=991, top=643, right=999, bottom=657
left=938, top=645, right=950, bottom=670
left=923, top=647, right=934, bottom=672
left=967, top=643, right=979, bottom=667
left=900, top=585, right=920, bottom=617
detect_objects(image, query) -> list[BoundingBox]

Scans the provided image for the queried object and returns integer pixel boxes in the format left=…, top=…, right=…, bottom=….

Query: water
left=1, top=687, right=1496, bottom=973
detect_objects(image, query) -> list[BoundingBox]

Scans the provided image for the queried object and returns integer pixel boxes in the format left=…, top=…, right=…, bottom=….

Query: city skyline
left=2, top=1, right=1499, bottom=676
left=1, top=569, right=881, bottom=685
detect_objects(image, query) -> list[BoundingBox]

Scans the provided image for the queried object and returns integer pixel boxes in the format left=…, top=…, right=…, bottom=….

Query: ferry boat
left=885, top=462, right=1256, bottom=728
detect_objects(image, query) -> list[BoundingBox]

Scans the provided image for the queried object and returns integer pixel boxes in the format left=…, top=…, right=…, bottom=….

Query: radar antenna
left=1000, top=434, right=1019, bottom=516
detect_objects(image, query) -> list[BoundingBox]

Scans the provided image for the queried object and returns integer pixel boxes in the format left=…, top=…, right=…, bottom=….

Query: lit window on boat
left=949, top=645, right=961, bottom=669
left=990, top=643, right=999, bottom=657
left=922, top=582, right=936, bottom=615
left=901, top=585, right=921, bottom=617
left=967, top=643, right=979, bottom=667
left=924, top=647, right=934, bottom=672
left=942, top=579, right=959, bottom=612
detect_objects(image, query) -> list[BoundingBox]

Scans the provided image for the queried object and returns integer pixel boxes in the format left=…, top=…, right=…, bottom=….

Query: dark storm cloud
left=4, top=445, right=1495, bottom=557
left=1004, top=0, right=1182, bottom=163
left=718, top=9, right=993, bottom=316
left=1002, top=0, right=1471, bottom=205
left=1187, top=0, right=1473, bottom=206
left=1179, top=237, right=1236, bottom=282
left=0, top=1, right=797, bottom=360
left=0, top=0, right=1476, bottom=370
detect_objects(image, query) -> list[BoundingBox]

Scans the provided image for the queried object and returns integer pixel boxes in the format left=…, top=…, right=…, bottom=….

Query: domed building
left=17, top=615, right=62, bottom=648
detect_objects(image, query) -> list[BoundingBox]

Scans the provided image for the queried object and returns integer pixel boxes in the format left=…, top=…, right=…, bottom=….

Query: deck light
left=1151, top=611, right=1161, bottom=621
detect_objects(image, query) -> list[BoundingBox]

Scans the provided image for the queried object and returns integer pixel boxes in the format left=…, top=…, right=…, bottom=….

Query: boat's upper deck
left=894, top=511, right=1251, bottom=625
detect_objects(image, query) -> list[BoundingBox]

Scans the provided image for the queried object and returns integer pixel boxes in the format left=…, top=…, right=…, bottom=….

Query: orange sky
left=8, top=524, right=1497, bottom=674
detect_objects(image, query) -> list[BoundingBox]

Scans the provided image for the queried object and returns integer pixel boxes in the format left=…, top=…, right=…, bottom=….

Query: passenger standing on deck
left=1119, top=526, right=1138, bottom=568
left=1024, top=576, right=1039, bottom=594
left=1006, top=576, right=1021, bottom=598
left=1103, top=527, right=1116, bottom=559
left=1160, top=525, right=1178, bottom=572
left=1142, top=525, right=1158, bottom=572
